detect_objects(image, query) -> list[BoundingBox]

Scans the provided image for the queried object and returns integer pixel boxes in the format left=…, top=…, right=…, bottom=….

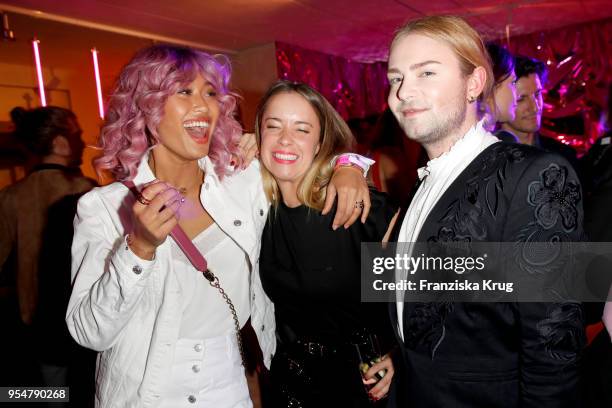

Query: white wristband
left=330, top=153, right=375, bottom=177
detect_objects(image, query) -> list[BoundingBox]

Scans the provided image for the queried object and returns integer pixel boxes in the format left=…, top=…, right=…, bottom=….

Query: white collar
left=417, top=120, right=490, bottom=181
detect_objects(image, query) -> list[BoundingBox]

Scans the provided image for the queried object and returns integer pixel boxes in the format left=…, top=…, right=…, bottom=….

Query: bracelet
left=331, top=153, right=375, bottom=177
left=125, top=234, right=156, bottom=260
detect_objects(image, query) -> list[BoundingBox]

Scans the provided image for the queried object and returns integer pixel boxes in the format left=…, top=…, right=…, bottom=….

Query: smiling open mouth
left=183, top=120, right=210, bottom=143
left=272, top=152, right=298, bottom=163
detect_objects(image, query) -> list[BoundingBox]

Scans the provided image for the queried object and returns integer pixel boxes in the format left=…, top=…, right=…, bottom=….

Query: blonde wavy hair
left=255, top=81, right=355, bottom=210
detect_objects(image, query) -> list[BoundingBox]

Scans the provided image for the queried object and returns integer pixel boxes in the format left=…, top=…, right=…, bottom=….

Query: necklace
left=149, top=153, right=204, bottom=196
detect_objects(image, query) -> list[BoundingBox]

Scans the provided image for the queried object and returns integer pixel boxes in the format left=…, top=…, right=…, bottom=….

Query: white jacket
left=66, top=154, right=276, bottom=408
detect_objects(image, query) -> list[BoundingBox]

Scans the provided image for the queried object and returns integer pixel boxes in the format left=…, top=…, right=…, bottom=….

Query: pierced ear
left=467, top=66, right=487, bottom=102
left=52, top=135, right=71, bottom=156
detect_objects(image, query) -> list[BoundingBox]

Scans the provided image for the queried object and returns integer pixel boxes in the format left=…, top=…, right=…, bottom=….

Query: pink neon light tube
left=91, top=48, right=105, bottom=119
left=31, top=39, right=47, bottom=106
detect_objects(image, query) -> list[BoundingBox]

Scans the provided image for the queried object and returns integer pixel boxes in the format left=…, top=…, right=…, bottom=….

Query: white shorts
left=159, top=333, right=252, bottom=408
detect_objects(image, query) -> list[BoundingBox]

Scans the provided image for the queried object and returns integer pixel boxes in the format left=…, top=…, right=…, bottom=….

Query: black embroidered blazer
left=389, top=142, right=585, bottom=408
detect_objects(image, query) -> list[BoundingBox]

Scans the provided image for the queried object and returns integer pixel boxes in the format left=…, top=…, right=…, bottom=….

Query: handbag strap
left=122, top=181, right=207, bottom=271
left=121, top=180, right=245, bottom=364
left=169, top=225, right=208, bottom=271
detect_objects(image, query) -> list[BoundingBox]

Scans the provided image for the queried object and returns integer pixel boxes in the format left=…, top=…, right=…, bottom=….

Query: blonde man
left=386, top=16, right=584, bottom=407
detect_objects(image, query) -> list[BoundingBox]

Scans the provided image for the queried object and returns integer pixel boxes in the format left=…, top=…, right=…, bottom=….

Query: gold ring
left=137, top=193, right=152, bottom=206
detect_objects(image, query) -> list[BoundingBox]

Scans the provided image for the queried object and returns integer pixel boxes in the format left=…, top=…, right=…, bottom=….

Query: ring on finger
left=137, top=193, right=152, bottom=206
left=355, top=199, right=365, bottom=209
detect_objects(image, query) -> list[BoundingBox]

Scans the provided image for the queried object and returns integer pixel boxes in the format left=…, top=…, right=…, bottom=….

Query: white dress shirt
left=396, top=120, right=499, bottom=340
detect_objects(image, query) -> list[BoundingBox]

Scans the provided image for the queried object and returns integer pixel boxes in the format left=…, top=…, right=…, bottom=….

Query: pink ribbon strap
left=168, top=222, right=208, bottom=273
left=122, top=180, right=209, bottom=274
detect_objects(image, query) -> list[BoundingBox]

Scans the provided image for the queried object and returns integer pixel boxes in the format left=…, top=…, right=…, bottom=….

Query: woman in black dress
left=255, top=81, right=397, bottom=407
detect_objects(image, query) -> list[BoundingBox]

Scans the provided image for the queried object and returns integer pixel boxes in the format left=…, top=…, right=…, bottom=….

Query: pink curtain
left=275, top=41, right=388, bottom=120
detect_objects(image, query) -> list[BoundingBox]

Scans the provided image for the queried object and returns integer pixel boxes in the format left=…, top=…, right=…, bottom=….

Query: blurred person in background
left=0, top=106, right=96, bottom=405
left=502, top=55, right=579, bottom=168
left=484, top=42, right=518, bottom=142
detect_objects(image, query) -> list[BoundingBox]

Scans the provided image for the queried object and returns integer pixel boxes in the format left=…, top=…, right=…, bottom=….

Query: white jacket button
left=194, top=343, right=202, bottom=352
left=234, top=220, right=242, bottom=226
left=188, top=395, right=196, bottom=403
left=192, top=364, right=200, bottom=373
left=132, top=265, right=142, bottom=275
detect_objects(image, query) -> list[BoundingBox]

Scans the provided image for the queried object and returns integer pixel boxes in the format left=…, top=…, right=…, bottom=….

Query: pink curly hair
left=94, top=45, right=242, bottom=181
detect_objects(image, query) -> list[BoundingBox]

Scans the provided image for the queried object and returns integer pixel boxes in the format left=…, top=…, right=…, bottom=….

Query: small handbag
left=122, top=181, right=246, bottom=366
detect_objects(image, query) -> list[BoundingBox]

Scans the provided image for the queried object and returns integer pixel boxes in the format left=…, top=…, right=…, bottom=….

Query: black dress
left=259, top=190, right=396, bottom=407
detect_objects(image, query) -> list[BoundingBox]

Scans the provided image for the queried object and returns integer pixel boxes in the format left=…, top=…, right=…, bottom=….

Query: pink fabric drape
left=276, top=41, right=388, bottom=120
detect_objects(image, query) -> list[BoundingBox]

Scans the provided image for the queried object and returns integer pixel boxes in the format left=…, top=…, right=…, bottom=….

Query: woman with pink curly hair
left=65, top=45, right=369, bottom=407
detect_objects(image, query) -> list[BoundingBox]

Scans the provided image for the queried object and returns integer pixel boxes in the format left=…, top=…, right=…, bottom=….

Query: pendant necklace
left=149, top=154, right=204, bottom=196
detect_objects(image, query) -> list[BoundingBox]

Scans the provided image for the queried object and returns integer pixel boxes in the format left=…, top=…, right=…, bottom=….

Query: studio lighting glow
left=91, top=48, right=104, bottom=119
left=31, top=38, right=46, bottom=106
